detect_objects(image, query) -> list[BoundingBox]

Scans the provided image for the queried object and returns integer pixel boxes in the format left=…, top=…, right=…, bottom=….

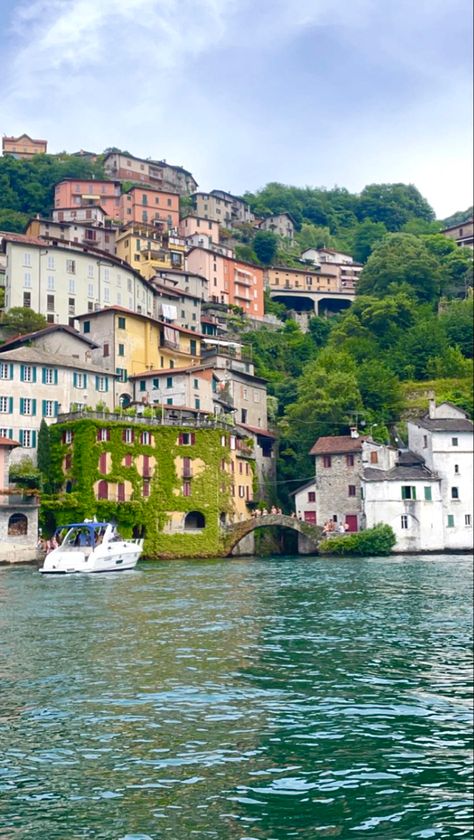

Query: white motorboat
left=39, top=521, right=143, bottom=574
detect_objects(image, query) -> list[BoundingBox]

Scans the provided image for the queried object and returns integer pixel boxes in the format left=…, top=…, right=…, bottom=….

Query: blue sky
left=1, top=0, right=472, bottom=217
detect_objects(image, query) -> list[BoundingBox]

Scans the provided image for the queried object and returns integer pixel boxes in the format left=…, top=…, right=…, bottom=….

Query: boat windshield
left=59, top=525, right=107, bottom=549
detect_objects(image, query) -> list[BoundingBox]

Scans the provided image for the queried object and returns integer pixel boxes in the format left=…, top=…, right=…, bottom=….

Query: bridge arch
left=224, top=514, right=323, bottom=556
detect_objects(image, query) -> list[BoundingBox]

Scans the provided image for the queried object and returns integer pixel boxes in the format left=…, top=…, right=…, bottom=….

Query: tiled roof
left=0, top=436, right=20, bottom=447
left=0, top=345, right=118, bottom=375
left=238, top=423, right=277, bottom=439
left=363, top=465, right=437, bottom=482
left=310, top=435, right=366, bottom=455
left=0, top=323, right=98, bottom=351
left=412, top=417, right=473, bottom=433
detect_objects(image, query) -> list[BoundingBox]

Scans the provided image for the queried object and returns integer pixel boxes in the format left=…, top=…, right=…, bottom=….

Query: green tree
left=352, top=219, right=387, bottom=262
left=0, top=307, right=47, bottom=337
left=37, top=419, right=53, bottom=493
left=253, top=231, right=278, bottom=265
left=439, top=298, right=474, bottom=357
left=0, top=209, right=29, bottom=232
left=356, top=359, right=404, bottom=417
left=357, top=233, right=441, bottom=303
left=357, top=183, right=435, bottom=231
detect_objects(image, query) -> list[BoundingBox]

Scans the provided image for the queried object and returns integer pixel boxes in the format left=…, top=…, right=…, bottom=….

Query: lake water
left=0, top=555, right=472, bottom=839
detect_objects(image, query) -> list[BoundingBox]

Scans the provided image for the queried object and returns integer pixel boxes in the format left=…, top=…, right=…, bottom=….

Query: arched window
left=8, top=513, right=28, bottom=536
left=184, top=511, right=205, bottom=530
left=97, top=480, right=108, bottom=500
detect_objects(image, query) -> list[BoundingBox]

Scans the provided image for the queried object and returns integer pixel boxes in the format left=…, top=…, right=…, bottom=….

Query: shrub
left=319, top=524, right=396, bottom=556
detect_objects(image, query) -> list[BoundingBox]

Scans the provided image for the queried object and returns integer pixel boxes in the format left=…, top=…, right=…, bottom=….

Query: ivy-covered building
left=43, top=413, right=255, bottom=559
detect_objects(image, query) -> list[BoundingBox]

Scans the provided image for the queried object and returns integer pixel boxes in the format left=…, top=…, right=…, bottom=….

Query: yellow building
left=76, top=307, right=202, bottom=404
left=115, top=223, right=186, bottom=278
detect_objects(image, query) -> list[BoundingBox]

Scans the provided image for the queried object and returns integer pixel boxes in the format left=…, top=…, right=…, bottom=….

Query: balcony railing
left=56, top=409, right=234, bottom=429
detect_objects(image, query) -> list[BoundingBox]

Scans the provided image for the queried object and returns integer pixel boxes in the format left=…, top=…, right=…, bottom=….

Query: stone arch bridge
left=223, top=514, right=323, bottom=556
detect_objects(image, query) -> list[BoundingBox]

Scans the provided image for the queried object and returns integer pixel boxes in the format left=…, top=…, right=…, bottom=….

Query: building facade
left=441, top=219, right=474, bottom=248
left=179, top=215, right=221, bottom=244
left=26, top=217, right=117, bottom=256
left=104, top=152, right=197, bottom=195
left=186, top=247, right=264, bottom=318
left=120, top=186, right=180, bottom=229
left=54, top=180, right=122, bottom=221
left=2, top=134, right=47, bottom=158
left=0, top=435, right=39, bottom=563
left=258, top=213, right=295, bottom=240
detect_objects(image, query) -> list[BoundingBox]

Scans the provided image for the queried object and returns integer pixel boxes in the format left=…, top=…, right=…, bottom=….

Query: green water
left=0, top=555, right=472, bottom=840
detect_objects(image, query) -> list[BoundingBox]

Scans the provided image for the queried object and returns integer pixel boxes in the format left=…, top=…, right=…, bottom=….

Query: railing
left=56, top=410, right=234, bottom=430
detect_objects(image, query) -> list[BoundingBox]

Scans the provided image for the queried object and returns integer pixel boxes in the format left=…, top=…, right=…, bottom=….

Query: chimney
left=350, top=426, right=359, bottom=439
left=428, top=392, right=436, bottom=419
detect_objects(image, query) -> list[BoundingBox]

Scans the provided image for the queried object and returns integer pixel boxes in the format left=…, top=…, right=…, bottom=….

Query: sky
left=1, top=0, right=472, bottom=218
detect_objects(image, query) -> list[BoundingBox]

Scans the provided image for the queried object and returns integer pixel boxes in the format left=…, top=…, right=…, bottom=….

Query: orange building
left=186, top=247, right=264, bottom=318
left=120, top=186, right=180, bottom=229
left=2, top=134, right=47, bottom=158
left=54, top=179, right=122, bottom=220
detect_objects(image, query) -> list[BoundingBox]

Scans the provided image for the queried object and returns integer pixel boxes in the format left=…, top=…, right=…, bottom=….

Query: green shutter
left=105, top=378, right=109, bottom=392
left=54, top=369, right=58, bottom=385
left=8, top=397, right=13, bottom=413
left=42, top=400, right=47, bottom=416
left=83, top=374, right=88, bottom=388
left=31, top=430, right=37, bottom=448
left=9, top=364, right=13, bottom=379
left=55, top=401, right=59, bottom=416
left=32, top=367, right=37, bottom=383
left=42, top=368, right=47, bottom=384
left=447, top=514, right=455, bottom=528
left=19, top=430, right=24, bottom=446
left=20, top=365, right=25, bottom=382
left=95, top=375, right=99, bottom=390
left=73, top=372, right=78, bottom=388
left=20, top=398, right=24, bottom=414
left=424, top=486, right=432, bottom=501
left=32, top=399, right=37, bottom=416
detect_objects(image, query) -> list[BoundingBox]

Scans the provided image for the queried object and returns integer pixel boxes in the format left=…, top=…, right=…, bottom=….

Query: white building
left=291, top=479, right=317, bottom=523
left=130, top=365, right=216, bottom=413
left=1, top=233, right=154, bottom=327
left=362, top=402, right=473, bottom=552
left=0, top=338, right=115, bottom=464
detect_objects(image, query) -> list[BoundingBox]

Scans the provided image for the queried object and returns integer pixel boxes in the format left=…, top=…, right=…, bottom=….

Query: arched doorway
left=8, top=513, right=28, bottom=536
left=184, top=511, right=205, bottom=530
left=120, top=393, right=131, bottom=409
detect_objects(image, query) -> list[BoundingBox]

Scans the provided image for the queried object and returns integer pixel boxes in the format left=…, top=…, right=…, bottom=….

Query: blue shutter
left=19, top=430, right=24, bottom=446
left=42, top=368, right=47, bottom=384
left=20, top=365, right=25, bottom=382
left=32, top=399, right=37, bottom=416
left=73, top=372, right=78, bottom=388
left=32, top=367, right=37, bottom=383
left=8, top=397, right=13, bottom=414
left=83, top=374, right=88, bottom=388
left=9, top=364, right=13, bottom=380
left=20, top=398, right=24, bottom=415
left=31, top=430, right=37, bottom=448
left=54, top=401, right=59, bottom=416
left=95, top=375, right=99, bottom=390
left=42, top=400, right=47, bottom=417
left=105, top=378, right=109, bottom=393
left=8, top=428, right=13, bottom=439
left=54, top=369, right=58, bottom=385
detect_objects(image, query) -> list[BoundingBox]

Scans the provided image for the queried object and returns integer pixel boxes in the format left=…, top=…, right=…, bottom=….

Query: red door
left=345, top=514, right=358, bottom=532
left=304, top=511, right=316, bottom=524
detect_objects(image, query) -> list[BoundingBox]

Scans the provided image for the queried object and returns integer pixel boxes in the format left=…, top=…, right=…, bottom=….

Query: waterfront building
left=440, top=218, right=473, bottom=248
left=54, top=179, right=123, bottom=221
left=26, top=216, right=117, bottom=256
left=0, top=435, right=39, bottom=562
left=104, top=152, right=198, bottom=195
left=406, top=401, right=473, bottom=550
left=1, top=233, right=154, bottom=325
left=0, top=344, right=115, bottom=464
left=46, top=414, right=252, bottom=558
left=257, top=213, right=295, bottom=241
left=186, top=247, right=264, bottom=318
left=2, top=133, right=47, bottom=158
left=310, top=432, right=371, bottom=531
left=291, top=479, right=317, bottom=523
left=75, top=307, right=202, bottom=404
left=120, top=186, right=180, bottom=230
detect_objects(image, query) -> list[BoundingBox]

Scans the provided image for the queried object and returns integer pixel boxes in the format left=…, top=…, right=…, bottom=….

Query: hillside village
left=0, top=133, right=472, bottom=560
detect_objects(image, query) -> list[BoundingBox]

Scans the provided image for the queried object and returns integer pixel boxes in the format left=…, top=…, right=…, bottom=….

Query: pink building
left=179, top=215, right=220, bottom=244
left=120, top=187, right=180, bottom=229
left=54, top=179, right=122, bottom=220
left=186, top=247, right=264, bottom=319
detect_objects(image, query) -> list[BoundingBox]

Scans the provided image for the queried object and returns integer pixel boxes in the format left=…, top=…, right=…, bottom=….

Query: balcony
left=0, top=488, right=40, bottom=507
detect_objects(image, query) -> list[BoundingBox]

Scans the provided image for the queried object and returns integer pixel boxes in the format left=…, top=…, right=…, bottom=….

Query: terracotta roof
left=129, top=365, right=208, bottom=379
left=0, top=231, right=45, bottom=247
left=3, top=134, right=47, bottom=144
left=0, top=436, right=20, bottom=447
left=238, top=423, right=277, bottom=439
left=310, top=435, right=366, bottom=455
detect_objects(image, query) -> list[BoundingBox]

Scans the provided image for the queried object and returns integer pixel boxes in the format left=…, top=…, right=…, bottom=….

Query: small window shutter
left=412, top=487, right=416, bottom=500
left=42, top=368, right=47, bottom=384
left=32, top=399, right=37, bottom=416
left=178, top=433, right=183, bottom=445
left=20, top=365, right=25, bottom=382
left=8, top=397, right=13, bottom=413
left=106, top=429, right=111, bottom=441
left=42, top=400, right=47, bottom=416
left=73, top=372, right=78, bottom=387
left=31, top=431, right=37, bottom=448
left=20, top=398, right=24, bottom=414
left=8, top=428, right=13, bottom=439
left=54, top=402, right=59, bottom=416
left=95, top=375, right=99, bottom=390
left=84, top=374, right=88, bottom=387
left=54, top=369, right=58, bottom=385
left=19, top=430, right=24, bottom=446
left=191, top=433, right=196, bottom=445
left=32, top=367, right=37, bottom=383
left=105, top=378, right=109, bottom=392
left=122, top=430, right=127, bottom=442
left=9, top=364, right=13, bottom=379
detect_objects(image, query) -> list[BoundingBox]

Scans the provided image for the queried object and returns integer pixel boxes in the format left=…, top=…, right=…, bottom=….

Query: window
left=465, top=515, right=471, bottom=526
left=23, top=292, right=31, bottom=308
left=68, top=278, right=76, bottom=294
left=97, top=480, right=108, bottom=500
left=166, top=376, right=173, bottom=388
left=47, top=256, right=55, bottom=270
left=346, top=454, right=354, bottom=466
left=454, top=464, right=459, bottom=474
left=88, top=264, right=94, bottom=279
left=183, top=481, right=191, bottom=497
left=193, top=378, right=199, bottom=390
left=423, top=435, right=428, bottom=448
left=451, top=437, right=458, bottom=447
left=195, top=398, right=200, bottom=409
left=424, top=486, right=432, bottom=501
left=104, top=288, right=110, bottom=303
left=103, top=343, right=109, bottom=357
left=118, top=316, right=126, bottom=330
left=96, top=376, right=108, bottom=392
left=0, top=363, right=12, bottom=380
left=308, top=491, right=316, bottom=503
left=122, top=428, right=134, bottom=444
left=241, top=409, right=247, bottom=424
left=23, top=272, right=32, bottom=288
left=66, top=259, right=76, bottom=274
left=139, top=380, right=146, bottom=392
left=179, top=432, right=195, bottom=446
left=46, top=294, right=55, bottom=312
left=141, top=431, right=150, bottom=446
left=20, top=365, right=35, bottom=383
left=42, top=367, right=57, bottom=385
left=117, top=343, right=125, bottom=357
left=20, top=398, right=36, bottom=415
left=48, top=275, right=55, bottom=291
left=447, top=514, right=455, bottom=528
left=20, top=429, right=35, bottom=448
left=42, top=400, right=56, bottom=418
left=0, top=397, right=12, bottom=413
left=323, top=456, right=332, bottom=468
left=401, top=515, right=409, bottom=529
left=401, top=486, right=416, bottom=500
left=451, top=487, right=459, bottom=499
left=23, top=252, right=31, bottom=266
left=370, top=451, right=378, bottom=464
left=97, top=428, right=110, bottom=442
left=143, top=480, right=150, bottom=498
left=116, top=368, right=128, bottom=382
left=117, top=483, right=125, bottom=502
left=348, top=485, right=356, bottom=497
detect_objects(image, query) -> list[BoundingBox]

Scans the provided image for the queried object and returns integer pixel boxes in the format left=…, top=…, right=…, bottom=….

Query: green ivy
left=318, top=524, right=396, bottom=556
left=42, top=419, right=234, bottom=559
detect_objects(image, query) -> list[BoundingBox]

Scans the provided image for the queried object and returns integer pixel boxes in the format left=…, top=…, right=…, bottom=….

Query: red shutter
left=98, top=480, right=108, bottom=500
left=143, top=455, right=149, bottom=477
left=178, top=433, right=184, bottom=445
left=125, top=453, right=132, bottom=467
left=106, top=429, right=111, bottom=441
left=118, top=483, right=125, bottom=502
left=99, top=453, right=107, bottom=473
left=190, top=433, right=196, bottom=445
